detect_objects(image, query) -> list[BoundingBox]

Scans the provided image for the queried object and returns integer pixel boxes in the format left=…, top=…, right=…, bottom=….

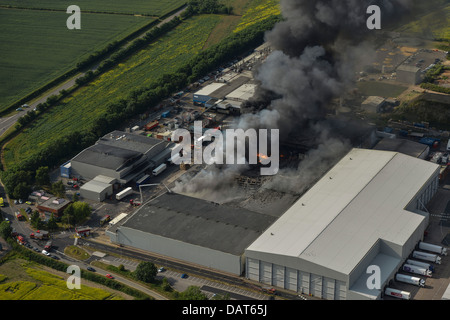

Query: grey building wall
left=80, top=184, right=113, bottom=202
left=109, top=226, right=243, bottom=275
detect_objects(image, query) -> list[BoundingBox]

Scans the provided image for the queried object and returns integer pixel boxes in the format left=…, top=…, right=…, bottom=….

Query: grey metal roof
left=117, top=193, right=276, bottom=256
left=71, top=143, right=143, bottom=171
left=374, top=138, right=429, bottom=158
left=99, top=131, right=170, bottom=156
left=80, top=179, right=111, bottom=193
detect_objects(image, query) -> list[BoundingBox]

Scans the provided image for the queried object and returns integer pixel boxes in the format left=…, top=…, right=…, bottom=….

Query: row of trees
left=1, top=14, right=281, bottom=202
left=183, top=0, right=233, bottom=16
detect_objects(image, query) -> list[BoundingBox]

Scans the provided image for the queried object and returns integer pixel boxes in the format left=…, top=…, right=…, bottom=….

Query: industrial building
left=37, top=197, right=71, bottom=217
left=68, top=131, right=174, bottom=201
left=79, top=175, right=116, bottom=202
left=361, top=96, right=386, bottom=113
left=396, top=64, right=422, bottom=85
left=106, top=193, right=276, bottom=275
left=192, top=76, right=251, bottom=105
left=374, top=138, right=429, bottom=159
left=245, top=148, right=440, bottom=300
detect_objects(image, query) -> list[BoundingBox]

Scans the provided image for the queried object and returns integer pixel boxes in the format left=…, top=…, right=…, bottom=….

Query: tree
left=0, top=221, right=12, bottom=240
left=35, top=166, right=50, bottom=186
left=51, top=180, right=65, bottom=198
left=30, top=210, right=41, bottom=229
left=72, top=193, right=79, bottom=202
left=180, top=286, right=208, bottom=300
left=13, top=182, right=31, bottom=200
left=47, top=214, right=58, bottom=231
left=134, top=261, right=157, bottom=283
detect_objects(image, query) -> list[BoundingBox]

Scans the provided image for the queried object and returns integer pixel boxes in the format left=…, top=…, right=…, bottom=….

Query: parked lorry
left=418, top=241, right=448, bottom=256
left=406, top=259, right=435, bottom=272
left=116, top=187, right=133, bottom=201
left=152, top=163, right=167, bottom=176
left=412, top=250, right=442, bottom=264
left=402, top=263, right=432, bottom=277
left=395, top=273, right=425, bottom=287
left=30, top=230, right=49, bottom=240
left=384, top=287, right=411, bottom=300
left=100, top=215, right=111, bottom=226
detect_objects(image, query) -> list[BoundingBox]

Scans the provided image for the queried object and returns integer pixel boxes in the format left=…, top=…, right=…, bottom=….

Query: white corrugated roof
left=194, top=83, right=226, bottom=96
left=246, top=148, right=439, bottom=275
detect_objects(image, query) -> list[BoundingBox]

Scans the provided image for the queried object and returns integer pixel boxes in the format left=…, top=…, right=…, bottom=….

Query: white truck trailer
left=384, top=288, right=411, bottom=300
left=406, top=259, right=435, bottom=272
left=412, top=250, right=442, bottom=264
left=395, top=273, right=425, bottom=287
left=418, top=241, right=448, bottom=256
left=402, top=264, right=432, bottom=277
left=152, top=163, right=167, bottom=176
left=116, top=187, right=133, bottom=200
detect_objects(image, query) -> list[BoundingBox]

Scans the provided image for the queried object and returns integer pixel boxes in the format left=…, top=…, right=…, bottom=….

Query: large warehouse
left=71, top=130, right=173, bottom=183
left=106, top=193, right=276, bottom=275
left=69, top=130, right=174, bottom=201
left=245, top=148, right=440, bottom=300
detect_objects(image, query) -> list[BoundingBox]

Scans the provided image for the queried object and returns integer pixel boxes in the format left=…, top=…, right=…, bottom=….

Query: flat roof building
left=106, top=193, right=276, bottom=275
left=396, top=64, right=422, bottom=85
left=70, top=131, right=173, bottom=185
left=37, top=197, right=71, bottom=217
left=374, top=138, right=430, bottom=159
left=245, top=148, right=440, bottom=300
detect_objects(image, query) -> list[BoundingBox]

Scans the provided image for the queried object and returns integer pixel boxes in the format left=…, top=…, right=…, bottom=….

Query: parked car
left=158, top=267, right=165, bottom=273
left=181, top=273, right=188, bottom=279
left=41, top=250, right=50, bottom=256
left=87, top=267, right=96, bottom=272
left=25, top=201, right=33, bottom=205
left=105, top=274, right=114, bottom=279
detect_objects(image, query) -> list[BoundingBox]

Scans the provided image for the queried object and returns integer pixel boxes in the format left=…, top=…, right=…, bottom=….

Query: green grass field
left=0, top=259, right=124, bottom=300
left=357, top=81, right=408, bottom=98
left=3, top=14, right=221, bottom=168
left=0, top=0, right=186, bottom=16
left=0, top=8, right=154, bottom=110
